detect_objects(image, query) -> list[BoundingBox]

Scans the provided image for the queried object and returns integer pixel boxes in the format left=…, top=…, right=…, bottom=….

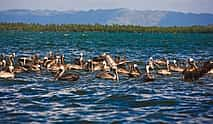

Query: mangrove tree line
left=0, top=23, right=213, bottom=33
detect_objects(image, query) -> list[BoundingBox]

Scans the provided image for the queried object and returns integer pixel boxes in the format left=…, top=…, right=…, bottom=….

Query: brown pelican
left=143, top=62, right=155, bottom=82
left=169, top=60, right=184, bottom=72
left=105, top=54, right=117, bottom=69
left=102, top=61, right=110, bottom=72
left=0, top=58, right=15, bottom=79
left=117, top=66, right=129, bottom=75
left=92, top=53, right=106, bottom=64
left=182, top=58, right=201, bottom=81
left=0, top=70, right=15, bottom=79
left=96, top=66, right=119, bottom=81
left=74, top=52, right=85, bottom=68
left=18, top=57, right=32, bottom=66
left=61, top=54, right=65, bottom=65
left=201, top=61, right=213, bottom=74
left=154, top=58, right=167, bottom=65
left=0, top=59, right=6, bottom=68
left=129, top=64, right=141, bottom=77
left=157, top=60, right=172, bottom=75
left=55, top=65, right=79, bottom=81
left=87, top=59, right=105, bottom=72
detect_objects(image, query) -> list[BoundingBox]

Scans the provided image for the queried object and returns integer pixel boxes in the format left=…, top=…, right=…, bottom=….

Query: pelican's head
left=44, top=56, right=48, bottom=60
left=101, top=52, right=106, bottom=57
left=149, top=57, right=153, bottom=61
left=12, top=53, right=16, bottom=57
left=173, top=60, right=177, bottom=66
left=49, top=51, right=52, bottom=54
left=166, top=60, right=169, bottom=64
left=188, top=58, right=194, bottom=63
left=88, top=59, right=92, bottom=64
left=80, top=52, right=83, bottom=57
left=2, top=60, right=6, bottom=67
left=37, top=64, right=41, bottom=69
left=133, top=64, right=138, bottom=68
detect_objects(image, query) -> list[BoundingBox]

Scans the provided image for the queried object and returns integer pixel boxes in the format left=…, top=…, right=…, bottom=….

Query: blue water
left=0, top=31, right=213, bottom=123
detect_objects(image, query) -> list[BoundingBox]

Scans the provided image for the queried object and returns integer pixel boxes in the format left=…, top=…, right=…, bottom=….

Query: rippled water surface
left=0, top=31, right=213, bottom=123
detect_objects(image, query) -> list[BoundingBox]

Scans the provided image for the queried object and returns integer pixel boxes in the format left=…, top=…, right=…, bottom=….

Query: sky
left=0, top=0, right=213, bottom=13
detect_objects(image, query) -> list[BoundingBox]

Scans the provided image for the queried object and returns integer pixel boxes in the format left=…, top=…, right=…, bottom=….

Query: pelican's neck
left=80, top=55, right=83, bottom=68
left=9, top=56, right=14, bottom=66
left=88, top=60, right=93, bottom=72
left=56, top=67, right=65, bottom=80
left=91, top=60, right=94, bottom=72
left=148, top=60, right=154, bottom=69
left=188, top=62, right=198, bottom=71
left=113, top=68, right=119, bottom=81
left=193, top=63, right=198, bottom=70
left=80, top=55, right=83, bottom=61
left=106, top=55, right=116, bottom=68
left=103, top=61, right=107, bottom=71
left=61, top=56, right=64, bottom=65
left=166, top=60, right=170, bottom=71
left=146, top=65, right=150, bottom=74
left=8, top=65, right=14, bottom=73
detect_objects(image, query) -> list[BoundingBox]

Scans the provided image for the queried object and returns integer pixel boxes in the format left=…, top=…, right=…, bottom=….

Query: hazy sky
left=0, top=0, right=213, bottom=13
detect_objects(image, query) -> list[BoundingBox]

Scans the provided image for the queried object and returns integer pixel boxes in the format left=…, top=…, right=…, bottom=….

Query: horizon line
left=0, top=8, right=212, bottom=14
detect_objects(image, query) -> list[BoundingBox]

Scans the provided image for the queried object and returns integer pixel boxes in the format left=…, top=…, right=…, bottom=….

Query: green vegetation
left=0, top=23, right=213, bottom=33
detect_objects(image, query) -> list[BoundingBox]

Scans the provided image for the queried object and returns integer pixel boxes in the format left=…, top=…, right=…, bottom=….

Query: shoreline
left=0, top=23, right=213, bottom=33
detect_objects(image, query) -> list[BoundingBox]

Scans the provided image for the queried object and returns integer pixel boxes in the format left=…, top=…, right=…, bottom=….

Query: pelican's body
left=92, top=64, right=103, bottom=71
left=129, top=64, right=141, bottom=77
left=96, top=72, right=117, bottom=80
left=57, top=73, right=79, bottom=81
left=30, top=64, right=41, bottom=72
left=169, top=60, right=184, bottom=72
left=66, top=64, right=83, bottom=70
left=96, top=66, right=119, bottom=81
left=157, top=60, right=171, bottom=75
left=182, top=58, right=200, bottom=81
left=154, top=59, right=167, bottom=65
left=55, top=65, right=79, bottom=81
left=14, top=66, right=28, bottom=73
left=118, top=67, right=129, bottom=75
left=169, top=65, right=184, bottom=72
left=202, top=61, right=213, bottom=74
left=0, top=71, right=15, bottom=79
left=143, top=64, right=155, bottom=82
left=208, top=69, right=213, bottom=74
left=18, top=57, right=32, bottom=66
left=0, top=60, right=15, bottom=79
left=157, top=69, right=171, bottom=75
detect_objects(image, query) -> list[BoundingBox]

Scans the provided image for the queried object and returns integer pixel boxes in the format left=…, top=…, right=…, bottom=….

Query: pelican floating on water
left=96, top=66, right=119, bottom=81
left=157, top=60, right=172, bottom=75
left=55, top=65, right=79, bottom=81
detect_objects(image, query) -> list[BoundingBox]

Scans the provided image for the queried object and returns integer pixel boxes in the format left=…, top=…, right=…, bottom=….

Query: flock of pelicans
left=0, top=52, right=212, bottom=82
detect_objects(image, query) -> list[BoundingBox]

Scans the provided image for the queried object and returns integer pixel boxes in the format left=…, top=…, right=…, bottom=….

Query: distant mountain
left=0, top=9, right=213, bottom=26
